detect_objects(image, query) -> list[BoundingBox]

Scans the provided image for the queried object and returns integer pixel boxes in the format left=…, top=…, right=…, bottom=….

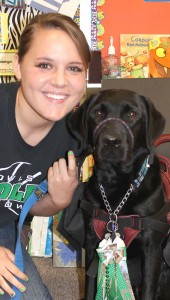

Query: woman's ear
left=13, top=54, right=21, bottom=80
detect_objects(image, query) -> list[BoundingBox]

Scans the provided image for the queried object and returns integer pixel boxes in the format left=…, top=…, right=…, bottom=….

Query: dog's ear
left=67, top=94, right=95, bottom=152
left=144, top=96, right=165, bottom=149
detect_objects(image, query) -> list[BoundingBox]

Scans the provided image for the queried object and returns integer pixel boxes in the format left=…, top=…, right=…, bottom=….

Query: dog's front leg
left=141, top=232, right=163, bottom=300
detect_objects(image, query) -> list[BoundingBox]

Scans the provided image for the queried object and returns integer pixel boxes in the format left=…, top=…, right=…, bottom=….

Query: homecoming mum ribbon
left=95, top=233, right=135, bottom=300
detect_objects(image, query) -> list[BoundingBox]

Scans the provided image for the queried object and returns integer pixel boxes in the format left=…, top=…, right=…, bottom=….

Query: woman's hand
left=0, top=246, right=28, bottom=297
left=47, top=150, right=78, bottom=211
left=29, top=151, right=79, bottom=216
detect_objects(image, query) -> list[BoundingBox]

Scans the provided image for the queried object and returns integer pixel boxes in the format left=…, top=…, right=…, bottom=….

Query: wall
left=101, top=0, right=170, bottom=57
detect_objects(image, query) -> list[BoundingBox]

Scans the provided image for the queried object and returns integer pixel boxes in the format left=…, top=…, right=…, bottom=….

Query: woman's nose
left=51, top=69, right=67, bottom=87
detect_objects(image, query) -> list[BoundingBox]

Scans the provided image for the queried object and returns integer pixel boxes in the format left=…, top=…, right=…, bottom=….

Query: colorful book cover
left=53, top=212, right=82, bottom=267
left=0, top=13, right=8, bottom=44
left=149, top=36, right=170, bottom=78
left=97, top=0, right=105, bottom=51
left=120, top=34, right=169, bottom=79
left=80, top=0, right=104, bottom=51
left=81, top=155, right=94, bottom=183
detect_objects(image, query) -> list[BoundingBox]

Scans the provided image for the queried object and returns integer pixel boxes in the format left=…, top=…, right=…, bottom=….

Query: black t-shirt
left=0, top=82, right=80, bottom=226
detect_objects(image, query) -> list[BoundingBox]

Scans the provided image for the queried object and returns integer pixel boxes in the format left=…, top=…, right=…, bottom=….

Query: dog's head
left=68, top=89, right=165, bottom=163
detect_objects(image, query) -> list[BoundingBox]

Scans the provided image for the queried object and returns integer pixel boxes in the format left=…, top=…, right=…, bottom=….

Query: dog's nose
left=103, top=135, right=121, bottom=147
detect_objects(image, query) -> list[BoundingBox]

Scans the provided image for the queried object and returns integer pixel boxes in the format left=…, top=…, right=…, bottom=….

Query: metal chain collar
left=98, top=155, right=151, bottom=232
left=98, top=183, right=134, bottom=232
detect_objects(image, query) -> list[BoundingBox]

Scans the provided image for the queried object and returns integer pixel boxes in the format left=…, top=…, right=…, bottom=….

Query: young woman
left=0, top=13, right=90, bottom=299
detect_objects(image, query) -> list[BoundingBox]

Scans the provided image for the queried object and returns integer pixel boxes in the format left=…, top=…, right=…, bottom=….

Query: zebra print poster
left=0, top=5, right=41, bottom=83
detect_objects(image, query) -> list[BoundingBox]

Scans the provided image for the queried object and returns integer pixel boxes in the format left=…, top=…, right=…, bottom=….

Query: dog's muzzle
left=93, top=117, right=134, bottom=146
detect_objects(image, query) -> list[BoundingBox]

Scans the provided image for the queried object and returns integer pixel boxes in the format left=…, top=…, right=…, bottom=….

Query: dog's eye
left=95, top=110, right=102, bottom=118
left=127, top=111, right=137, bottom=119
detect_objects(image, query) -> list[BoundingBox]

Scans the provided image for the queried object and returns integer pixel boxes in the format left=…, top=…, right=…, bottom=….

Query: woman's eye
left=37, top=63, right=51, bottom=69
left=69, top=66, right=82, bottom=73
left=127, top=111, right=137, bottom=119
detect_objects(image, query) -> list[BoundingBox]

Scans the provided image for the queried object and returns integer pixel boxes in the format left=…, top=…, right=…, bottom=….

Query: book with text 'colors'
left=120, top=34, right=170, bottom=79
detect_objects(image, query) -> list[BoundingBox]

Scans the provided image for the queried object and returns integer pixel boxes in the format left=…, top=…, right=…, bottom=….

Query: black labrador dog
left=68, top=89, right=170, bottom=300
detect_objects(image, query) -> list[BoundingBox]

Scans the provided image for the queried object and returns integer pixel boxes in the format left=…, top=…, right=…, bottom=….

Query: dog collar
left=133, top=155, right=150, bottom=188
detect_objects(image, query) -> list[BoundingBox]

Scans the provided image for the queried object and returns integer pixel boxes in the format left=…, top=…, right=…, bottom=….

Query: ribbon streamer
left=95, top=233, right=135, bottom=300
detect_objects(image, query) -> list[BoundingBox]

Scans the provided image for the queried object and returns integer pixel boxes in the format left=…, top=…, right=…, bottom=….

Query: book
left=29, top=216, right=52, bottom=257
left=53, top=212, right=82, bottom=267
left=149, top=36, right=170, bottom=78
left=120, top=34, right=169, bottom=79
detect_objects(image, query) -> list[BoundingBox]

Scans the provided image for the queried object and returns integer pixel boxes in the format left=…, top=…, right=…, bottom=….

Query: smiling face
left=14, top=28, right=87, bottom=125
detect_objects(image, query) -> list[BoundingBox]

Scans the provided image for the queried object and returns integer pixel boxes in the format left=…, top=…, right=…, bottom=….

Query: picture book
left=149, top=36, right=170, bottom=78
left=53, top=212, right=82, bottom=267
left=120, top=34, right=170, bottom=79
left=29, top=216, right=52, bottom=257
